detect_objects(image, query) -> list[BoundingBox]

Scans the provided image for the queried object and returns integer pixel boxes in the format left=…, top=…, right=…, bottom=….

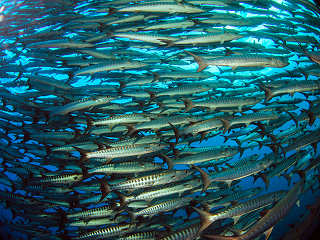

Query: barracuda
left=118, top=178, right=202, bottom=204
left=202, top=157, right=273, bottom=190
left=88, top=161, right=163, bottom=174
left=169, top=33, right=244, bottom=45
left=194, top=190, right=286, bottom=233
left=101, top=170, right=193, bottom=196
left=74, top=60, right=148, bottom=75
left=186, top=51, right=289, bottom=71
left=130, top=197, right=192, bottom=220
left=113, top=2, right=204, bottom=13
left=203, top=181, right=304, bottom=240
left=112, top=32, right=177, bottom=45
left=75, top=143, right=165, bottom=161
left=172, top=148, right=238, bottom=165
left=260, top=80, right=320, bottom=101
left=219, top=112, right=279, bottom=133
left=183, top=97, right=260, bottom=112
left=78, top=223, right=137, bottom=240
left=67, top=204, right=118, bottom=219
left=48, top=96, right=115, bottom=116
left=89, top=113, right=151, bottom=128
left=26, top=39, right=94, bottom=48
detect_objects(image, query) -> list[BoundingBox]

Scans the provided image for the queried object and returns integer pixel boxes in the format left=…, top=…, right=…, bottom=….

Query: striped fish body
left=78, top=223, right=136, bottom=240
left=92, top=113, right=150, bottom=126
left=264, top=81, right=320, bottom=101
left=181, top=118, right=223, bottom=135
left=173, top=33, right=243, bottom=45
left=227, top=112, right=279, bottom=128
left=210, top=158, right=273, bottom=184
left=186, top=97, right=259, bottom=111
left=133, top=197, right=192, bottom=218
left=88, top=161, right=162, bottom=174
left=52, top=96, right=114, bottom=115
left=67, top=205, right=116, bottom=219
left=159, top=223, right=200, bottom=240
left=156, top=84, right=210, bottom=97
left=113, top=32, right=177, bottom=45
left=118, top=231, right=157, bottom=240
left=27, top=39, right=94, bottom=48
left=196, top=191, right=286, bottom=233
left=86, top=144, right=165, bottom=159
left=117, top=3, right=204, bottom=13
left=112, top=170, right=191, bottom=191
left=130, top=178, right=202, bottom=202
left=284, top=129, right=320, bottom=153
left=236, top=181, right=304, bottom=240
left=36, top=174, right=83, bottom=185
left=174, top=148, right=237, bottom=165
left=74, top=61, right=147, bottom=75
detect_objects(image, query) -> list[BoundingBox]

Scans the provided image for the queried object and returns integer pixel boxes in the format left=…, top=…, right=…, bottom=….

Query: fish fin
left=159, top=153, right=173, bottom=170
left=200, top=131, right=208, bottom=143
left=264, top=227, right=273, bottom=240
left=225, top=48, right=234, bottom=56
left=128, top=211, right=137, bottom=222
left=159, top=39, right=174, bottom=47
left=73, top=146, right=88, bottom=162
left=99, top=181, right=111, bottom=202
left=296, top=200, right=300, bottom=207
left=225, top=180, right=233, bottom=188
left=231, top=66, right=238, bottom=71
left=192, top=165, right=210, bottom=192
left=184, top=50, right=208, bottom=72
left=302, top=109, right=315, bottom=126
left=125, top=124, right=139, bottom=136
left=232, top=215, right=241, bottom=224
left=108, top=7, right=117, bottom=16
left=202, top=234, right=239, bottom=240
left=192, top=207, right=214, bottom=233
left=218, top=118, right=230, bottom=134
left=182, top=98, right=194, bottom=112
left=168, top=122, right=179, bottom=144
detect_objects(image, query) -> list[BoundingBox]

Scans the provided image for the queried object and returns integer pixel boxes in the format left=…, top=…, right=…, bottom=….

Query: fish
left=203, top=180, right=304, bottom=240
left=186, top=51, right=289, bottom=71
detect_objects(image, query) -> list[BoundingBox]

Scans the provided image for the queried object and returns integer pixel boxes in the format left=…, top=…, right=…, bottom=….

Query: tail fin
left=73, top=146, right=88, bottom=162
left=184, top=51, right=208, bottom=72
left=192, top=207, right=215, bottom=234
left=192, top=165, right=210, bottom=193
left=182, top=98, right=194, bottom=112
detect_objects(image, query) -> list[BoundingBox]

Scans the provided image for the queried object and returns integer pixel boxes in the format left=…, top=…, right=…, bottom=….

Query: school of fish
left=0, top=0, right=320, bottom=239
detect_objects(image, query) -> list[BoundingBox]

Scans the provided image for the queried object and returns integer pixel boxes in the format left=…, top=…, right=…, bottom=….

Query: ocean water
left=0, top=0, right=320, bottom=239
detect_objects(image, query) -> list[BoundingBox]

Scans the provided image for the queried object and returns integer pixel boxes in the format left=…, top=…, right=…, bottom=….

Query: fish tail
left=301, top=108, right=315, bottom=126
left=128, top=210, right=137, bottom=222
left=125, top=124, right=138, bottom=136
left=259, top=84, right=273, bottom=101
left=168, top=122, right=179, bottom=144
left=73, top=146, right=88, bottom=162
left=159, top=153, right=173, bottom=170
left=202, top=234, right=240, bottom=240
left=99, top=181, right=111, bottom=202
left=108, top=7, right=117, bottom=16
left=113, top=190, right=128, bottom=207
left=192, top=207, right=215, bottom=233
left=184, top=50, right=208, bottom=72
left=182, top=98, right=194, bottom=112
left=151, top=71, right=160, bottom=82
left=159, top=39, right=174, bottom=47
left=192, top=165, right=210, bottom=192
left=219, top=118, right=231, bottom=134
